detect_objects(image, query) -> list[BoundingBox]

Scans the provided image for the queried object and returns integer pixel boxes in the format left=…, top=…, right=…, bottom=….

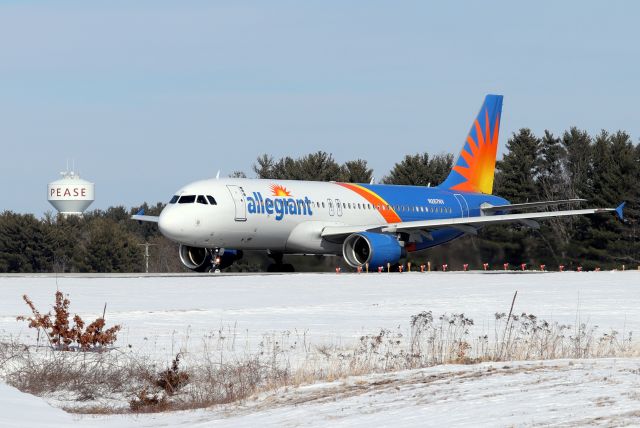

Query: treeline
left=0, top=204, right=182, bottom=273
left=0, top=127, right=638, bottom=272
left=477, top=127, right=639, bottom=270
left=248, top=151, right=454, bottom=186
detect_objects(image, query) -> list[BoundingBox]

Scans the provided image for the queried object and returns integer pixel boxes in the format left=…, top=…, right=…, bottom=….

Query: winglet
left=615, top=202, right=625, bottom=221
left=136, top=208, right=145, bottom=216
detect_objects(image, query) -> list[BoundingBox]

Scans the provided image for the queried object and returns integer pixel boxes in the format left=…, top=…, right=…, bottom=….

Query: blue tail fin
left=440, top=94, right=503, bottom=194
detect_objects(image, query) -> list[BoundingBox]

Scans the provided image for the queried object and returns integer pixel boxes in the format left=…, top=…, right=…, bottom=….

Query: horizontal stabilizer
left=481, top=199, right=586, bottom=213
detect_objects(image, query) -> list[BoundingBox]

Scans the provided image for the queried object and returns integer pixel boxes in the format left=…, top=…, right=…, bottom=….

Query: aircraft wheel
left=281, top=263, right=295, bottom=272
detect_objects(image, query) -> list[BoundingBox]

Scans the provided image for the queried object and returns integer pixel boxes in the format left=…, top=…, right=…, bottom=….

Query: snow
left=0, top=382, right=76, bottom=427
left=0, top=271, right=638, bottom=360
left=0, top=358, right=638, bottom=427
left=0, top=271, right=639, bottom=426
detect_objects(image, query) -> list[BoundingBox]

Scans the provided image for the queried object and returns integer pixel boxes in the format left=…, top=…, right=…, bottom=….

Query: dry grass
left=0, top=308, right=637, bottom=414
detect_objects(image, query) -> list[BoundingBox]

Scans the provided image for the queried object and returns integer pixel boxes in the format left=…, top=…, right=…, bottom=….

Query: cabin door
left=227, top=185, right=247, bottom=221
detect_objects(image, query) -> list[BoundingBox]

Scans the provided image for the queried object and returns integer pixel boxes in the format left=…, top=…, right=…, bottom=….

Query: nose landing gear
left=208, top=248, right=222, bottom=273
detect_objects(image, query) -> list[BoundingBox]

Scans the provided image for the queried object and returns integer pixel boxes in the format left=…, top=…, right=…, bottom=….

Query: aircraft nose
left=158, top=207, right=185, bottom=242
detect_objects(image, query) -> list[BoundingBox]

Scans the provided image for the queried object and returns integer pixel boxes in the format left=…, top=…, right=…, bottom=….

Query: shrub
left=156, top=353, right=189, bottom=395
left=17, top=290, right=121, bottom=351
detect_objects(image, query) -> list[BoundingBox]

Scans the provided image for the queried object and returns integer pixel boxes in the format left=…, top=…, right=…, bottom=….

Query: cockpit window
left=206, top=195, right=217, bottom=205
left=169, top=195, right=179, bottom=204
left=196, top=195, right=208, bottom=205
left=178, top=195, right=196, bottom=204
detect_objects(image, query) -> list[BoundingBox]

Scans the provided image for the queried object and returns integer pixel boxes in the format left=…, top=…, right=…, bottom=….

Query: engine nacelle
left=178, top=245, right=243, bottom=272
left=342, top=232, right=403, bottom=269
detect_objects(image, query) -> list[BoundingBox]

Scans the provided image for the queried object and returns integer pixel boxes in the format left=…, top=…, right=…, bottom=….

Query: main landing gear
left=266, top=250, right=295, bottom=272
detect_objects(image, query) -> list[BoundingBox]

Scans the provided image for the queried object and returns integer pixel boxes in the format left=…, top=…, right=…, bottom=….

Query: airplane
left=133, top=94, right=625, bottom=272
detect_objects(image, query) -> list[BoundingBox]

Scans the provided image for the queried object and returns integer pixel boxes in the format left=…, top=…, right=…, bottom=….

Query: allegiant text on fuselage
left=246, top=192, right=313, bottom=221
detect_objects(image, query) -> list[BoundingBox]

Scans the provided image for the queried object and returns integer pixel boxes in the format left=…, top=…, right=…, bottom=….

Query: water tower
left=47, top=167, right=95, bottom=216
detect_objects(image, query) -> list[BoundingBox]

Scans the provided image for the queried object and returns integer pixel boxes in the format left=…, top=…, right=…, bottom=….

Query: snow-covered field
left=2, top=358, right=639, bottom=427
left=1, top=271, right=639, bottom=359
left=0, top=271, right=639, bottom=426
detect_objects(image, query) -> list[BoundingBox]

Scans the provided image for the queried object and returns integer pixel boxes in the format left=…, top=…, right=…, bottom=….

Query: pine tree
left=562, top=127, right=592, bottom=198
left=494, top=129, right=540, bottom=202
left=338, top=159, right=373, bottom=183
left=481, top=129, right=541, bottom=266
left=531, top=131, right=570, bottom=264
left=253, top=154, right=276, bottom=178
left=579, top=131, right=638, bottom=268
left=382, top=153, right=453, bottom=186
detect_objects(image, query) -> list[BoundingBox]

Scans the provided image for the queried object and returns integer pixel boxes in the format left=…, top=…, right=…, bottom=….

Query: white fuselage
left=157, top=177, right=503, bottom=256
left=159, top=178, right=390, bottom=254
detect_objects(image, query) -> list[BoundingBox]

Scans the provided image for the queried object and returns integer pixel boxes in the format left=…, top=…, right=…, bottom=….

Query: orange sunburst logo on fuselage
left=450, top=110, right=500, bottom=194
left=270, top=184, right=292, bottom=197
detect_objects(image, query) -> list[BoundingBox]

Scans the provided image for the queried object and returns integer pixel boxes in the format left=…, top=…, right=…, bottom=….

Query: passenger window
left=196, top=195, right=208, bottom=205
left=169, top=195, right=179, bottom=204
left=206, top=195, right=217, bottom=205
left=178, top=195, right=196, bottom=204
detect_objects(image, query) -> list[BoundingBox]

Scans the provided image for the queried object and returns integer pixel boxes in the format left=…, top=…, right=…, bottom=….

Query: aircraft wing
left=480, top=199, right=586, bottom=213
left=131, top=209, right=159, bottom=223
left=132, top=214, right=159, bottom=223
left=321, top=203, right=625, bottom=239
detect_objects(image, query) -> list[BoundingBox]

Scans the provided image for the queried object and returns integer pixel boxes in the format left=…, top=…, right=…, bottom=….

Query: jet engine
left=342, top=232, right=404, bottom=269
left=178, top=245, right=243, bottom=272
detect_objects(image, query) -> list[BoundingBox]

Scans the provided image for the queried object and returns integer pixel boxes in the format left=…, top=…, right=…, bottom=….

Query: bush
left=17, top=290, right=121, bottom=351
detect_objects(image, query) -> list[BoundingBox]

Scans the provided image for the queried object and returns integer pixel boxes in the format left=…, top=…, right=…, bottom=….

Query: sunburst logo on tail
left=450, top=110, right=500, bottom=194
left=440, top=94, right=503, bottom=195
left=270, top=184, right=292, bottom=197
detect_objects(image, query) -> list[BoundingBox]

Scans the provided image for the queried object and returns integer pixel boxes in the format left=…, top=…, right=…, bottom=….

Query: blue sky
left=1, top=1, right=638, bottom=214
